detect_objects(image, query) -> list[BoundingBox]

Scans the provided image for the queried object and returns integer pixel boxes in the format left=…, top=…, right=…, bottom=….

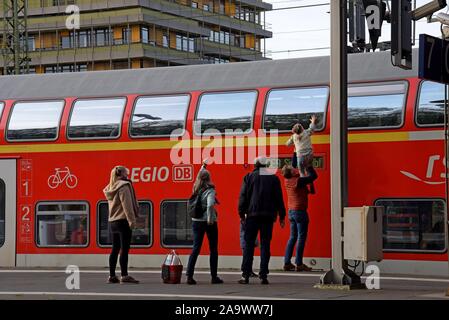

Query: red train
left=0, top=50, right=447, bottom=276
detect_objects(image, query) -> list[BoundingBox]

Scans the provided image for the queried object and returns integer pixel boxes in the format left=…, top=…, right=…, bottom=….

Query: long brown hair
left=193, top=169, right=215, bottom=194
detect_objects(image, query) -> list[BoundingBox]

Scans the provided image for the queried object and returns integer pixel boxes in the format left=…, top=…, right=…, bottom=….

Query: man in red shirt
left=281, top=164, right=318, bottom=272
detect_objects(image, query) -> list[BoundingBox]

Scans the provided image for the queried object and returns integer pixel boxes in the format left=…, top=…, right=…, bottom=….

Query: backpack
left=187, top=188, right=207, bottom=219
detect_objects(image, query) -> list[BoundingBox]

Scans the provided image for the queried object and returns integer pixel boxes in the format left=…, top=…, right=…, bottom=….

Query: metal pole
left=318, top=0, right=363, bottom=289
left=13, top=0, right=20, bottom=75
left=319, top=0, right=348, bottom=286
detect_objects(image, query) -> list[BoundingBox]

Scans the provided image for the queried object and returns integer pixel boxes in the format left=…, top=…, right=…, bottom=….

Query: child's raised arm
left=306, top=115, right=317, bottom=135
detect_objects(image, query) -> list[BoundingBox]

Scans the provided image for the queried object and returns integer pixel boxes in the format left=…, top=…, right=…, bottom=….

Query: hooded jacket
left=103, top=180, right=139, bottom=227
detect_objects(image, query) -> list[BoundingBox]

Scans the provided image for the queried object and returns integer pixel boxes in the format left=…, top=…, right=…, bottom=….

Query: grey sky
left=265, top=0, right=448, bottom=59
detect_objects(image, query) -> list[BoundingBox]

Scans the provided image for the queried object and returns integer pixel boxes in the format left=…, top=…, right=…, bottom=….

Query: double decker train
left=0, top=49, right=448, bottom=276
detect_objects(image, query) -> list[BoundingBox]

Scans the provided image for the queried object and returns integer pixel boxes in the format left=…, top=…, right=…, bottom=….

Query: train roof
left=0, top=49, right=419, bottom=101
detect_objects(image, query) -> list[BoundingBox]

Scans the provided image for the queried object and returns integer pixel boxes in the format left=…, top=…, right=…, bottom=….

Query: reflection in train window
left=263, top=87, right=328, bottom=132
left=35, top=202, right=89, bottom=247
left=348, top=82, right=407, bottom=129
left=194, top=91, right=257, bottom=135
left=417, top=81, right=445, bottom=126
left=375, top=199, right=446, bottom=252
left=0, top=179, right=5, bottom=248
left=130, top=95, right=189, bottom=137
left=7, top=101, right=64, bottom=141
left=0, top=102, right=4, bottom=121
left=161, top=200, right=193, bottom=247
left=68, top=98, right=126, bottom=139
left=97, top=201, right=152, bottom=247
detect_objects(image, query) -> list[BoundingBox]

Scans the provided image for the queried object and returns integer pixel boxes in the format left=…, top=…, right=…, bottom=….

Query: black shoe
left=107, top=276, right=119, bottom=284
left=187, top=277, right=197, bottom=285
left=260, top=278, right=269, bottom=285
left=211, top=277, right=224, bottom=284
left=238, top=277, right=249, bottom=284
left=120, top=276, right=139, bottom=284
left=250, top=271, right=258, bottom=278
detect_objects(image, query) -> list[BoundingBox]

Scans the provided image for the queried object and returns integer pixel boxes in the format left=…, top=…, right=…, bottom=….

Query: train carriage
left=0, top=49, right=447, bottom=276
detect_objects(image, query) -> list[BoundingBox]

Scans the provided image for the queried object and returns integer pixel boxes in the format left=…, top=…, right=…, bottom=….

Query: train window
left=97, top=201, right=153, bottom=247
left=375, top=199, right=446, bottom=252
left=0, top=102, right=4, bottom=121
left=67, top=98, right=126, bottom=139
left=130, top=95, right=189, bottom=137
left=194, top=91, right=257, bottom=135
left=263, top=87, right=328, bottom=132
left=35, top=202, right=89, bottom=248
left=6, top=101, right=64, bottom=141
left=0, top=179, right=5, bottom=248
left=417, top=81, right=445, bottom=126
left=161, top=200, right=193, bottom=247
left=348, top=82, right=407, bottom=129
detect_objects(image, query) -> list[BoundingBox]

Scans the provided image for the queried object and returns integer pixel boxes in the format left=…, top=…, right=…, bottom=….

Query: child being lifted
left=286, top=115, right=317, bottom=194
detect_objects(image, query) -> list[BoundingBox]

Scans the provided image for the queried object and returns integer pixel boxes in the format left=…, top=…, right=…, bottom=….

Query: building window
left=21, top=36, right=35, bottom=51
left=191, top=1, right=198, bottom=8
left=98, top=201, right=153, bottom=247
left=130, top=95, right=189, bottom=137
left=68, top=98, right=126, bottom=140
left=7, top=100, right=64, bottom=141
left=161, top=201, right=193, bottom=247
left=141, top=26, right=149, bottom=44
left=36, top=202, right=89, bottom=248
left=60, top=35, right=72, bottom=49
left=78, top=30, right=91, bottom=48
left=122, top=27, right=130, bottom=44
left=375, top=199, right=446, bottom=252
left=195, top=91, right=257, bottom=134
left=176, top=34, right=194, bottom=52
left=416, top=81, right=445, bottom=126
left=163, top=34, right=169, bottom=48
left=348, top=81, right=407, bottom=129
left=264, top=87, right=329, bottom=132
left=176, top=35, right=182, bottom=50
left=44, top=64, right=87, bottom=73
left=95, top=28, right=111, bottom=46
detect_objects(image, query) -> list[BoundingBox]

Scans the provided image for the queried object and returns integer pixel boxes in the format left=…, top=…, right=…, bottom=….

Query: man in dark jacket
left=238, top=157, right=286, bottom=284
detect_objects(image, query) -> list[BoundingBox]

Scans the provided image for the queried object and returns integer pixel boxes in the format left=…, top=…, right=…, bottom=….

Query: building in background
left=0, top=0, right=272, bottom=74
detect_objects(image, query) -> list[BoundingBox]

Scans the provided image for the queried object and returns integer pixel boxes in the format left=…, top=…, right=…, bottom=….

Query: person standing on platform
left=238, top=157, right=286, bottom=285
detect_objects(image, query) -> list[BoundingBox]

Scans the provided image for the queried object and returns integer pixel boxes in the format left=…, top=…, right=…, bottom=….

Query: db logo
left=173, top=165, right=194, bottom=182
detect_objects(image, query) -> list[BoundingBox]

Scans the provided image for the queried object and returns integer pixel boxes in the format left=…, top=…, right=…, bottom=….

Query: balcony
left=24, top=0, right=272, bottom=38
left=0, top=43, right=206, bottom=66
left=197, top=39, right=266, bottom=61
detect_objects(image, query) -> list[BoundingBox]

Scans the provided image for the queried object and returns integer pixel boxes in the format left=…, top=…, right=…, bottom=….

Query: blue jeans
left=186, top=221, right=218, bottom=278
left=284, top=210, right=309, bottom=265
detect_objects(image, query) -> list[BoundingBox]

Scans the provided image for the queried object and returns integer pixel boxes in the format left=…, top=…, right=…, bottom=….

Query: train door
left=0, top=159, right=16, bottom=267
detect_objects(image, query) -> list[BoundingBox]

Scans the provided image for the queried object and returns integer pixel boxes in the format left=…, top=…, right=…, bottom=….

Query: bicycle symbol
left=48, top=167, right=78, bottom=189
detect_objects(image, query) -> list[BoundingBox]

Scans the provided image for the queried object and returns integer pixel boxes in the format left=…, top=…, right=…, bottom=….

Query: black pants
left=186, top=221, right=219, bottom=278
left=241, top=216, right=273, bottom=279
left=109, top=219, right=132, bottom=277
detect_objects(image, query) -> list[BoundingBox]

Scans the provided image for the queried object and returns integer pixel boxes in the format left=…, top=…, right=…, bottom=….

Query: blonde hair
left=107, top=165, right=128, bottom=190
